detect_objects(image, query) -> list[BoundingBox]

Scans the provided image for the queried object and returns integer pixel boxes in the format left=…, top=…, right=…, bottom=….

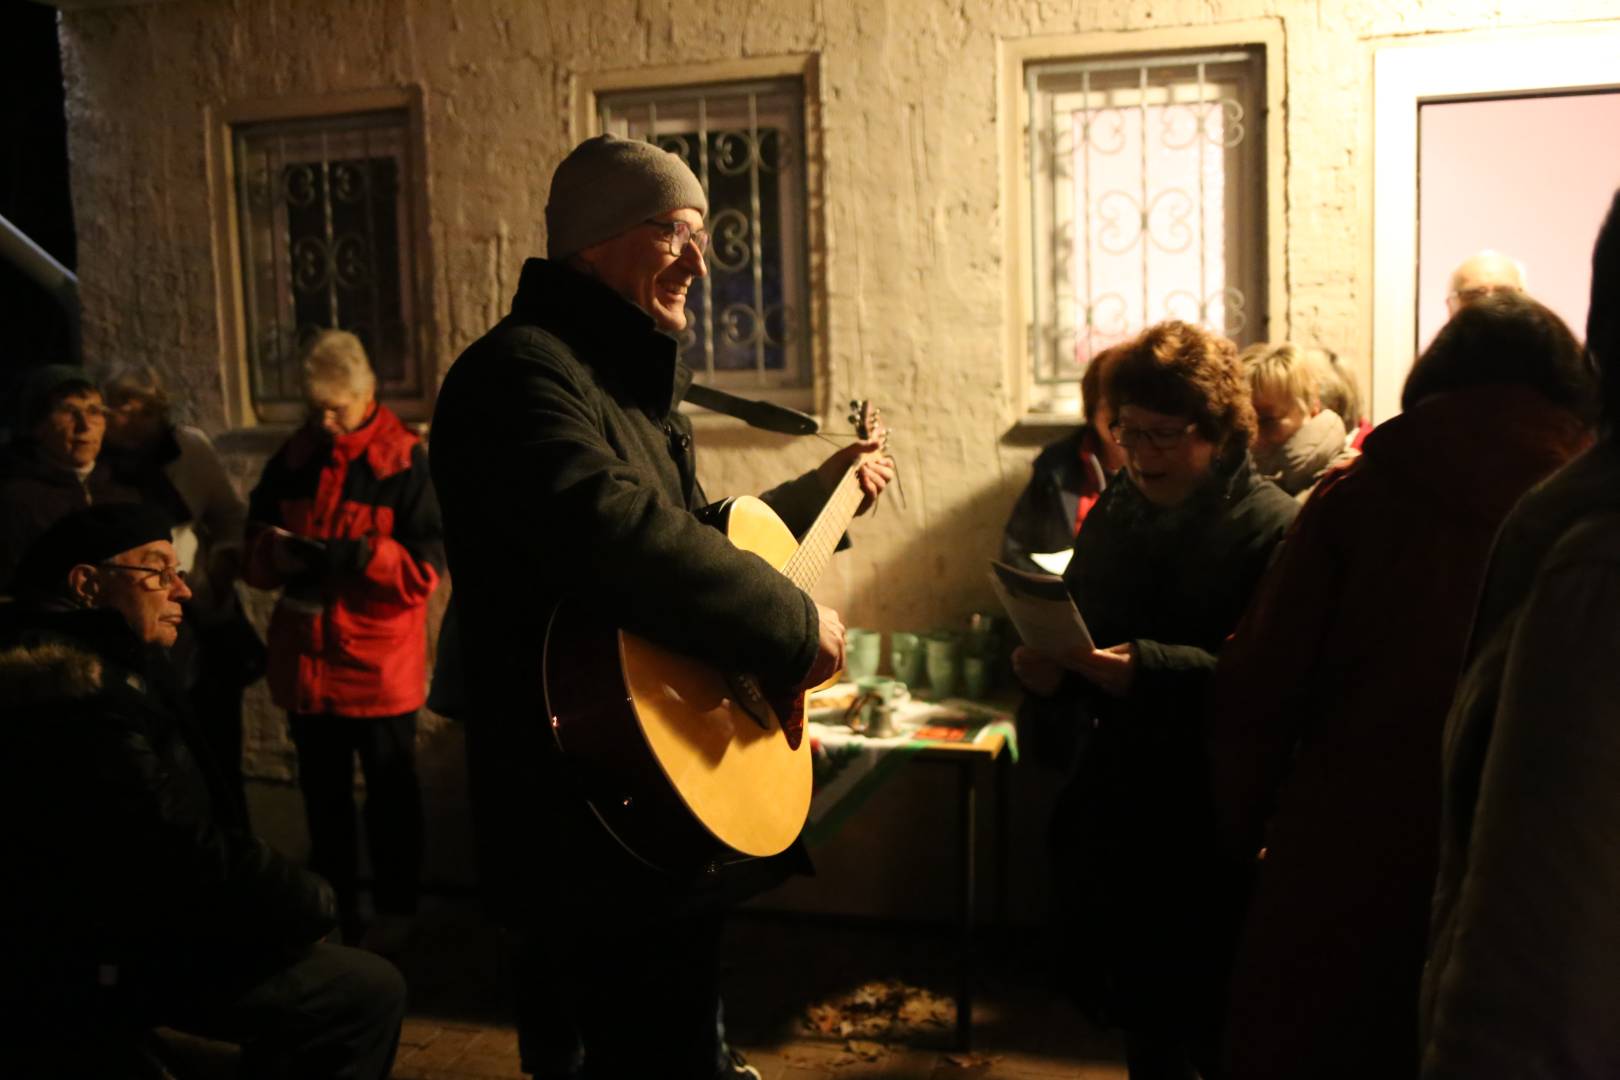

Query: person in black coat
left=1001, top=342, right=1127, bottom=574
left=431, top=134, right=891, bottom=1080
left=1014, top=321, right=1298, bottom=1080
left=0, top=504, right=404, bottom=1080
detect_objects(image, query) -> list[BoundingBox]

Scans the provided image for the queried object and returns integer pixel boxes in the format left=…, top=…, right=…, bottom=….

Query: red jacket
left=245, top=405, right=444, bottom=717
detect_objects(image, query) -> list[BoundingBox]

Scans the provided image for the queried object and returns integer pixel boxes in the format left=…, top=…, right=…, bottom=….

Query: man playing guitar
left=431, top=133, right=890, bottom=1079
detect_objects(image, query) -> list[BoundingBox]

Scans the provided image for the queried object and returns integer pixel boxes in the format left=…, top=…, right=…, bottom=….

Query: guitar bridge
left=724, top=671, right=773, bottom=731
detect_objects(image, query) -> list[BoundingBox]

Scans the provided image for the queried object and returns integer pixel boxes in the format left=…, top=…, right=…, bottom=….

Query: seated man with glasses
left=0, top=364, right=139, bottom=589
left=0, top=502, right=405, bottom=1079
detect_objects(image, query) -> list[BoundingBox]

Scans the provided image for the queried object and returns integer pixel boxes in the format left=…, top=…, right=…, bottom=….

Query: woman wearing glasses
left=0, top=364, right=139, bottom=589
left=1014, top=320, right=1297, bottom=1080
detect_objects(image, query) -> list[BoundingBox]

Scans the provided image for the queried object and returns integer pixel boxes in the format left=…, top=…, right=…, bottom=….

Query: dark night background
left=2, top=1, right=76, bottom=428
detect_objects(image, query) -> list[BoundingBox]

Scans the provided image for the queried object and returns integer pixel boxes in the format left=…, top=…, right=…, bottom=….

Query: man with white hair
left=1446, top=249, right=1527, bottom=317
left=431, top=134, right=892, bottom=1079
left=244, top=329, right=445, bottom=953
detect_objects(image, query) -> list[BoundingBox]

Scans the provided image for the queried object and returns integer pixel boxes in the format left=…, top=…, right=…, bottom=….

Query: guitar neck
left=782, top=465, right=865, bottom=592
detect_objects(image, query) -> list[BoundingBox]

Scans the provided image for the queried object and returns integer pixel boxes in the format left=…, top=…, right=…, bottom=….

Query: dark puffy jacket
left=431, top=257, right=828, bottom=926
left=0, top=606, right=335, bottom=1018
left=245, top=404, right=444, bottom=717
left=1019, top=452, right=1296, bottom=1041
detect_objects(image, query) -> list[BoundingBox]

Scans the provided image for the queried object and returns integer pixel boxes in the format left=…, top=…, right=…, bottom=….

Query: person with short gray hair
left=431, top=132, right=892, bottom=1080
left=243, top=330, right=445, bottom=955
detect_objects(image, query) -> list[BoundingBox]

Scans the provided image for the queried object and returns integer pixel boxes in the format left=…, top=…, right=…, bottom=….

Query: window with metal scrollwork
left=1026, top=51, right=1267, bottom=417
left=232, top=110, right=424, bottom=420
left=598, top=80, right=811, bottom=403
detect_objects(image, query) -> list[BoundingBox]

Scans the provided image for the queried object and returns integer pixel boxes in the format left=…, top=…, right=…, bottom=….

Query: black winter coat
left=1020, top=453, right=1296, bottom=1032
left=0, top=606, right=334, bottom=1020
left=431, top=258, right=830, bottom=926
left=1000, top=425, right=1113, bottom=575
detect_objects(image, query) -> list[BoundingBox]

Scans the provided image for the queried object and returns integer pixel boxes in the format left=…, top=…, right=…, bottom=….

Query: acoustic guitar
left=543, top=402, right=887, bottom=873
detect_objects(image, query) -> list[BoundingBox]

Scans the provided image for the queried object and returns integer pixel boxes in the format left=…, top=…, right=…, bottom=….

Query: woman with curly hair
left=1014, top=320, right=1298, bottom=1079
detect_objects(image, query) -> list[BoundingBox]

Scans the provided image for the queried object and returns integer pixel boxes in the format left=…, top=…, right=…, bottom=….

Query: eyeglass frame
left=99, top=562, right=189, bottom=591
left=1108, top=420, right=1199, bottom=451
left=643, top=218, right=710, bottom=258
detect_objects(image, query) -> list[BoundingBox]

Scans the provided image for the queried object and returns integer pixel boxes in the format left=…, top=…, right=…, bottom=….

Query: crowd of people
left=1008, top=197, right=1620, bottom=1080
left=1, top=129, right=1616, bottom=1080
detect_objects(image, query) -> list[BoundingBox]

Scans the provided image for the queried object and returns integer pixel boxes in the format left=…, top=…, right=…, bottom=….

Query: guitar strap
left=682, top=382, right=819, bottom=436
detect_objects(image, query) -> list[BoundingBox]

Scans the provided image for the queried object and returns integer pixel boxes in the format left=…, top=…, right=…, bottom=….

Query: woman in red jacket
left=245, top=330, right=445, bottom=949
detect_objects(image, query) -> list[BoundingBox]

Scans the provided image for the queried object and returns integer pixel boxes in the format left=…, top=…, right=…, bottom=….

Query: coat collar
left=283, top=403, right=417, bottom=478
left=509, top=257, right=691, bottom=419
left=1361, top=385, right=1588, bottom=524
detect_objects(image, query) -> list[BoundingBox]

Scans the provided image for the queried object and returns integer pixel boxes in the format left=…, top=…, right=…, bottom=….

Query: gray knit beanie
left=545, top=133, right=709, bottom=259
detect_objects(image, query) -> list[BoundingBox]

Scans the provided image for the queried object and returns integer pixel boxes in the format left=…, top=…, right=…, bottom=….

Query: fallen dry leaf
left=846, top=1039, right=887, bottom=1061
left=801, top=978, right=957, bottom=1043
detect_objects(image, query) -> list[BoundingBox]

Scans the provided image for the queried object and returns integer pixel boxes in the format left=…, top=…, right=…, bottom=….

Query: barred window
left=232, top=110, right=425, bottom=421
left=598, top=79, right=811, bottom=405
left=1026, top=51, right=1267, bottom=417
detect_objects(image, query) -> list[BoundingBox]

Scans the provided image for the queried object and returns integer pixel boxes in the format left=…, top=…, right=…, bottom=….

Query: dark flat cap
left=10, top=503, right=174, bottom=600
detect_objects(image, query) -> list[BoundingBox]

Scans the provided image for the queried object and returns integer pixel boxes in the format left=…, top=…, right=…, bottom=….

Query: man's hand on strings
left=816, top=438, right=895, bottom=516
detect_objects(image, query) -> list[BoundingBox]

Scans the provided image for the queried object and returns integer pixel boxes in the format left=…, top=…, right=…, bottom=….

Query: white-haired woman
left=102, top=363, right=259, bottom=816
left=244, top=329, right=445, bottom=950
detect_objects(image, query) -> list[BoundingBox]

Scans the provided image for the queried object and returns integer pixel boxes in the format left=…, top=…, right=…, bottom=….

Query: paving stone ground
left=385, top=899, right=1128, bottom=1080
left=150, top=896, right=1126, bottom=1078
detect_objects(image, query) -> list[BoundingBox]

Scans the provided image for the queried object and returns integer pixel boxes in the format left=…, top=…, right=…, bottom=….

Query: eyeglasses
left=100, top=562, right=188, bottom=591
left=644, top=218, right=710, bottom=258
left=1109, top=421, right=1197, bottom=451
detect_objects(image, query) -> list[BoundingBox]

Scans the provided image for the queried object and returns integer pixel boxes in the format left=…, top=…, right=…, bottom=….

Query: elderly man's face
left=80, top=539, right=191, bottom=648
left=33, top=390, right=108, bottom=469
left=577, top=207, right=708, bottom=332
left=1448, top=254, right=1525, bottom=316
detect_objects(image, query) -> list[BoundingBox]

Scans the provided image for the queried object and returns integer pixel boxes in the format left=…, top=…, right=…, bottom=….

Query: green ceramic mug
left=845, top=627, right=882, bottom=681
left=925, top=632, right=960, bottom=698
left=890, top=631, right=924, bottom=687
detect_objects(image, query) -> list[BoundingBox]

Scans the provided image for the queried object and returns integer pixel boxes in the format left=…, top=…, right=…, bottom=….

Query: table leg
left=994, top=749, right=1011, bottom=934
left=956, top=760, right=977, bottom=1051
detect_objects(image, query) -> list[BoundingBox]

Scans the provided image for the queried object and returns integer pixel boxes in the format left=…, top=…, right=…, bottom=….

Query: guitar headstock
left=847, top=400, right=888, bottom=452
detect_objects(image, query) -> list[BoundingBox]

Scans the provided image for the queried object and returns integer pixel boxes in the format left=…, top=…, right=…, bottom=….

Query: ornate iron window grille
left=599, top=80, right=810, bottom=399
left=232, top=110, right=421, bottom=417
left=1027, top=51, right=1265, bottom=416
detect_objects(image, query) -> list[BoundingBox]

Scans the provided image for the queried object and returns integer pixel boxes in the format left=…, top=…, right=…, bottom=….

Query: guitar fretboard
left=782, top=465, right=865, bottom=592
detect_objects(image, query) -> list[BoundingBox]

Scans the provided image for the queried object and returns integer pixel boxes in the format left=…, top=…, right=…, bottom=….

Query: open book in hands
left=988, top=559, right=1095, bottom=655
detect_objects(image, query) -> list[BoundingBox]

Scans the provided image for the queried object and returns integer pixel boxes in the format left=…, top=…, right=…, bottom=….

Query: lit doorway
left=1370, top=24, right=1620, bottom=421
